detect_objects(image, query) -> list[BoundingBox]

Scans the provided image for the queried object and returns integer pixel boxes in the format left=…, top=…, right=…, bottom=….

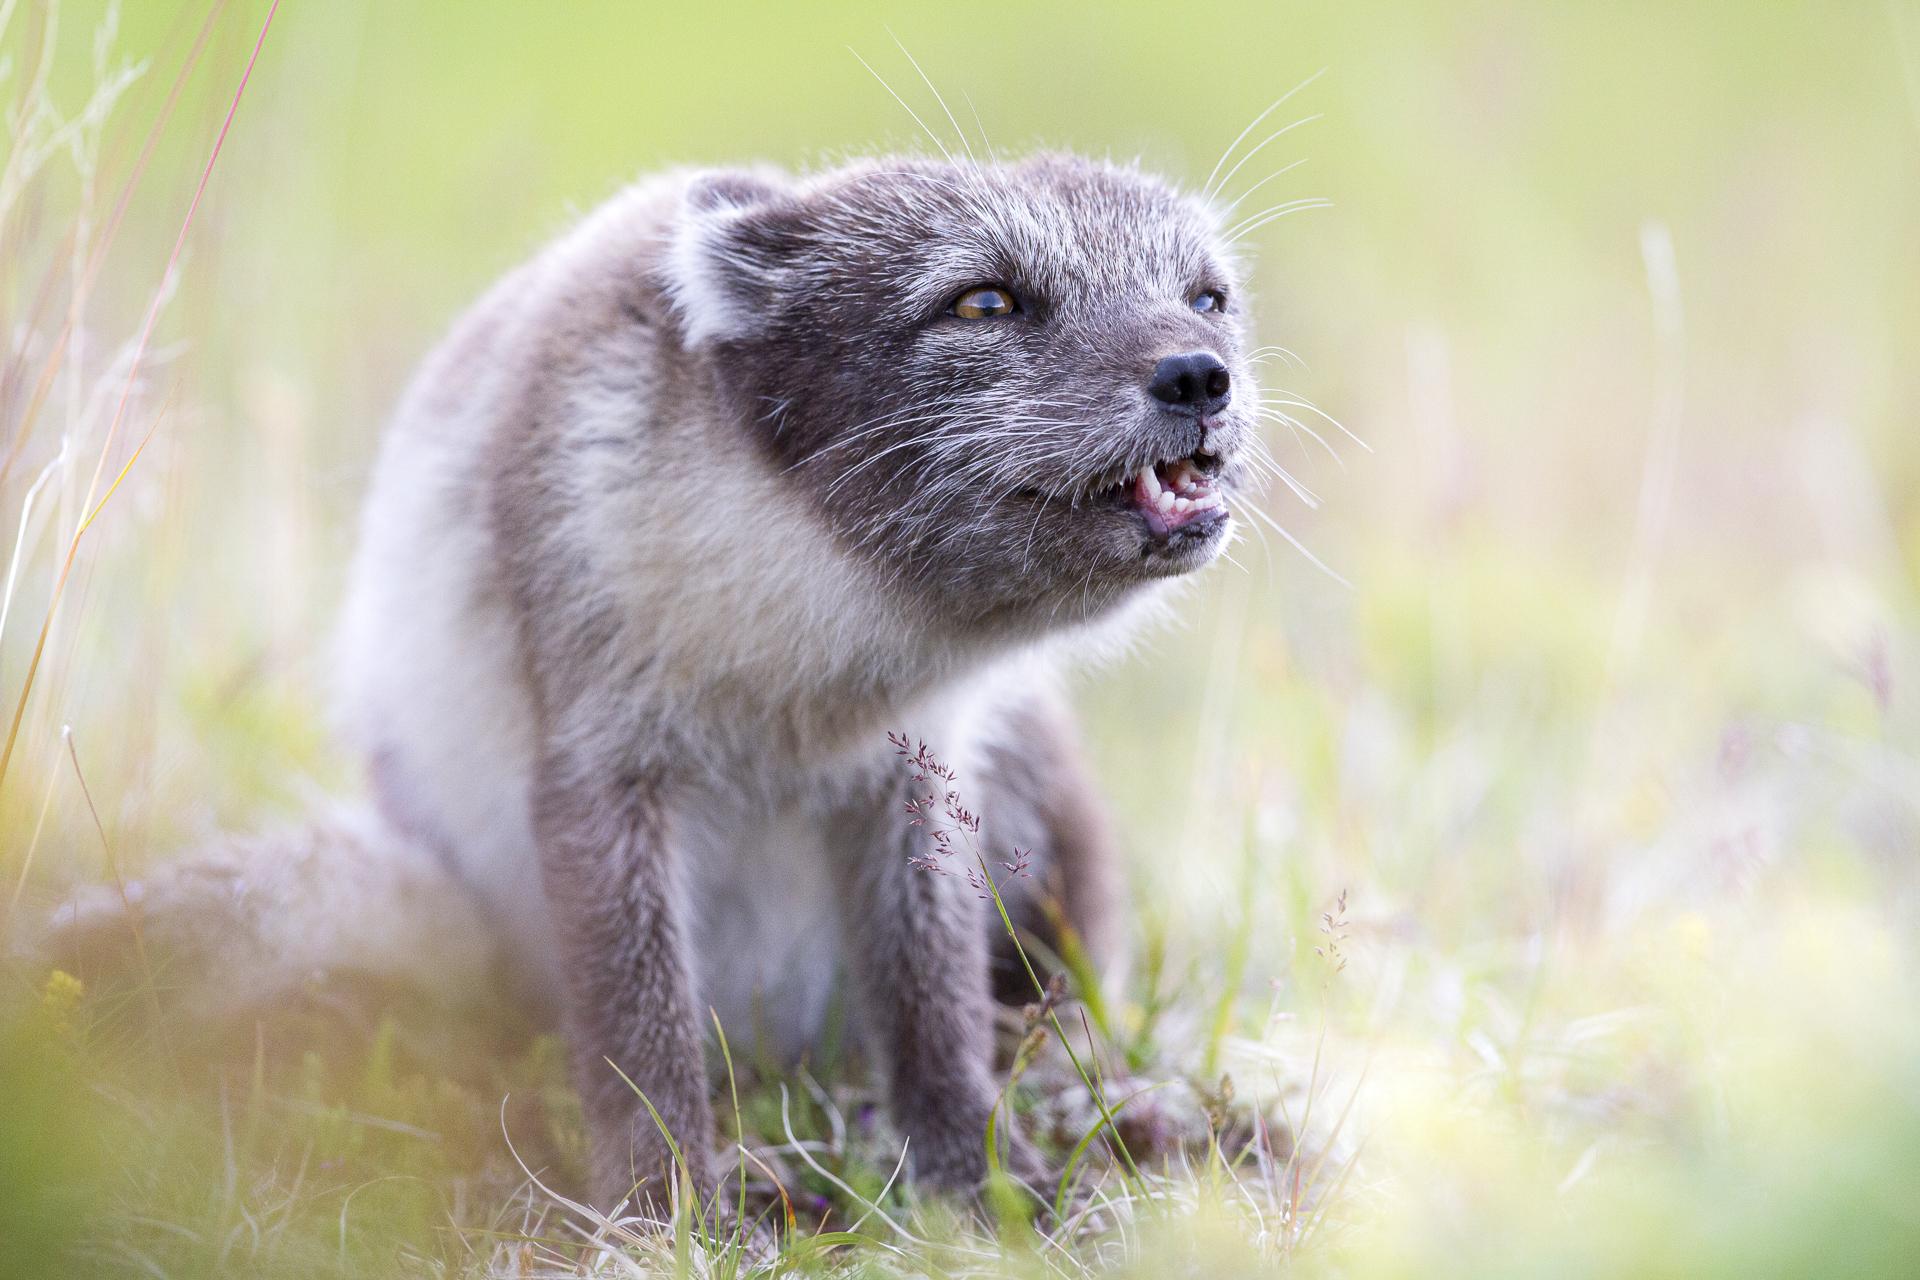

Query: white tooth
left=1140, top=465, right=1161, bottom=497
left=1173, top=497, right=1192, bottom=512
left=1156, top=491, right=1176, bottom=513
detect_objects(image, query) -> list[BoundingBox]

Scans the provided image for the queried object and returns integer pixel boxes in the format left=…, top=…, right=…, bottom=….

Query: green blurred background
left=4, top=1, right=1918, bottom=1276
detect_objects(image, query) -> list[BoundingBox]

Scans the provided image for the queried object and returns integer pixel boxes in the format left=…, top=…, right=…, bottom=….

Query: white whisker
left=889, top=32, right=975, bottom=168
left=1219, top=158, right=1310, bottom=215
left=1256, top=394, right=1370, bottom=451
left=1212, top=115, right=1324, bottom=204
left=1247, top=502, right=1350, bottom=587
left=1202, top=68, right=1328, bottom=200
left=849, top=46, right=956, bottom=165
left=1226, top=197, right=1334, bottom=243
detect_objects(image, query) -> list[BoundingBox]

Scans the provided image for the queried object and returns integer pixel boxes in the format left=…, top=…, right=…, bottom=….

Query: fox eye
left=1190, top=289, right=1226, bottom=314
left=951, top=286, right=1019, bottom=320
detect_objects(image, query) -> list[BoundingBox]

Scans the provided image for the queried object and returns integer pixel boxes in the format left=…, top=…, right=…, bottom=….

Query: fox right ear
left=662, top=169, right=801, bottom=347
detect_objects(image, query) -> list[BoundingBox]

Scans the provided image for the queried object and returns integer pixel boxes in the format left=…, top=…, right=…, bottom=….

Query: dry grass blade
left=0, top=0, right=278, bottom=795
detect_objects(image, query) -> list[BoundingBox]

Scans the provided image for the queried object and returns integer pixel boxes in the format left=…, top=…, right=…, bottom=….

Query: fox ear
left=662, top=169, right=802, bottom=347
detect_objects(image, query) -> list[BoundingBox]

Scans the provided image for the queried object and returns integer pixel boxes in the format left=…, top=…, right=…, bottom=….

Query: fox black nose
left=1147, top=351, right=1231, bottom=416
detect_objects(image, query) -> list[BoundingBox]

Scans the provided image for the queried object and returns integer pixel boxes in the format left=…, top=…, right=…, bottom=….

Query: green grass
left=5, top=1, right=1920, bottom=1276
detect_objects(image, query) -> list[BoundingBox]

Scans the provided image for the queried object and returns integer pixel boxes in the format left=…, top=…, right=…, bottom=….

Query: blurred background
left=3, top=2, right=1917, bottom=1276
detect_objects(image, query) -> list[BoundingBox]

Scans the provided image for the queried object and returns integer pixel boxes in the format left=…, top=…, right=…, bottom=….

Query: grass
left=4, top=1, right=1920, bottom=1276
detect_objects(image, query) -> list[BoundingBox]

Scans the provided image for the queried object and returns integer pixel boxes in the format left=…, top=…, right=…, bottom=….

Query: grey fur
left=332, top=153, right=1257, bottom=1211
left=29, top=153, right=1264, bottom=1213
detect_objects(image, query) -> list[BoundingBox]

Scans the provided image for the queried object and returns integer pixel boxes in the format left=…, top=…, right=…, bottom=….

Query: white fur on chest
left=682, top=803, right=845, bottom=1061
left=669, top=668, right=1033, bottom=1062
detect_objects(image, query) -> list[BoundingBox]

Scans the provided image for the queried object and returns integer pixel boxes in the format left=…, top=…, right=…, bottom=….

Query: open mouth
left=1125, top=452, right=1226, bottom=536
left=1019, top=447, right=1232, bottom=546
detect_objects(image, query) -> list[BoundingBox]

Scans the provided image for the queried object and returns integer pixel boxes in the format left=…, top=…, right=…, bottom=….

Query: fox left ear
left=661, top=168, right=804, bottom=347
